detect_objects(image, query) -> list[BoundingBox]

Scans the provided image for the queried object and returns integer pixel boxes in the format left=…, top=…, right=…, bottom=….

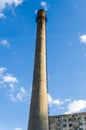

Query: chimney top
left=36, top=9, right=47, bottom=23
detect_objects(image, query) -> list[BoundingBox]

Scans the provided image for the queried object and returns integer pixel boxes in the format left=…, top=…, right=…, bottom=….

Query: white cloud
left=0, top=66, right=29, bottom=102
left=0, top=0, right=24, bottom=9
left=80, top=35, right=86, bottom=44
left=14, top=128, right=22, bottom=130
left=2, top=74, right=18, bottom=83
left=0, top=67, right=18, bottom=92
left=48, top=94, right=86, bottom=115
left=0, top=39, right=10, bottom=47
left=48, top=94, right=71, bottom=115
left=16, top=87, right=27, bottom=101
left=0, top=67, right=7, bottom=75
left=9, top=87, right=28, bottom=102
left=9, top=93, right=18, bottom=102
left=65, top=99, right=86, bottom=114
left=48, top=94, right=63, bottom=105
left=48, top=94, right=71, bottom=106
left=40, top=1, right=49, bottom=11
left=21, top=87, right=26, bottom=93
left=0, top=68, right=18, bottom=93
left=9, top=83, right=15, bottom=91
left=0, top=0, right=24, bottom=18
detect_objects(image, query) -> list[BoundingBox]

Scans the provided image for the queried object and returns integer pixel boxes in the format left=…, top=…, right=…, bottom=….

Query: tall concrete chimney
left=28, top=9, right=49, bottom=130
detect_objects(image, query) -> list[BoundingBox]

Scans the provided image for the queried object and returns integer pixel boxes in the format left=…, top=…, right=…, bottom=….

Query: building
left=49, top=112, right=86, bottom=130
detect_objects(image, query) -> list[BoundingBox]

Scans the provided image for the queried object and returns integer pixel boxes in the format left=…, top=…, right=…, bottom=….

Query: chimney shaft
left=28, top=9, right=49, bottom=130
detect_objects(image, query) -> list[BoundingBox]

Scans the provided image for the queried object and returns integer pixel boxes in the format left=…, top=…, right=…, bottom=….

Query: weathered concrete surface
left=28, top=9, right=49, bottom=130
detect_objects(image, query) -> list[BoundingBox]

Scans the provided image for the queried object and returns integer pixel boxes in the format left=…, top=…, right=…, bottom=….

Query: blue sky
left=0, top=0, right=86, bottom=130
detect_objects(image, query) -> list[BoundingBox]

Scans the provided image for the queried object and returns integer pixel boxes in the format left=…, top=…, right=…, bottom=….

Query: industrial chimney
left=28, top=9, right=49, bottom=130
